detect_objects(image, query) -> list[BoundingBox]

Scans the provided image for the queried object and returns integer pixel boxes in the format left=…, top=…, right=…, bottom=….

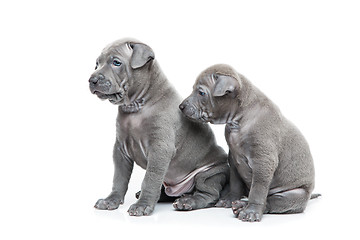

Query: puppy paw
left=234, top=202, right=264, bottom=222
left=215, top=199, right=232, bottom=208
left=128, top=202, right=154, bottom=216
left=231, top=199, right=247, bottom=214
left=94, top=198, right=123, bottom=210
left=215, top=194, right=237, bottom=208
left=173, top=197, right=196, bottom=211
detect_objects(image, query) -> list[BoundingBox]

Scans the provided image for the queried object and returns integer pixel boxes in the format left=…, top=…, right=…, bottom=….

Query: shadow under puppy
left=88, top=39, right=228, bottom=216
left=180, top=64, right=319, bottom=222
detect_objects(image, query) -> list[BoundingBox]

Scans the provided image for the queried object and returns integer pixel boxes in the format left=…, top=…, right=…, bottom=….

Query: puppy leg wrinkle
left=265, top=188, right=311, bottom=214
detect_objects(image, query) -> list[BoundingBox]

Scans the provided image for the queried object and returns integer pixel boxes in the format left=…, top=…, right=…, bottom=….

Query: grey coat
left=89, top=39, right=229, bottom=216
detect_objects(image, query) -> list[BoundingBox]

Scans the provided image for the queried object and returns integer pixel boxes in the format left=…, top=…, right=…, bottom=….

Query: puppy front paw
left=128, top=202, right=154, bottom=216
left=94, top=198, right=123, bottom=210
left=234, top=202, right=264, bottom=222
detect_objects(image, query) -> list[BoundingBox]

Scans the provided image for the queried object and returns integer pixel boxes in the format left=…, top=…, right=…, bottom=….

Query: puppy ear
left=129, top=43, right=155, bottom=69
left=212, top=74, right=238, bottom=97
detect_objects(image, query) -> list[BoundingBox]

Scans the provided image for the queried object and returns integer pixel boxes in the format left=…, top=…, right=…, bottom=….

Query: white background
left=1, top=0, right=359, bottom=239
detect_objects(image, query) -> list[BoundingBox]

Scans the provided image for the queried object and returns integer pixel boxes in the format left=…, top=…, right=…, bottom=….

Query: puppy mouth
left=199, top=109, right=213, bottom=122
left=199, top=115, right=210, bottom=123
left=183, top=111, right=211, bottom=123
left=94, top=91, right=124, bottom=104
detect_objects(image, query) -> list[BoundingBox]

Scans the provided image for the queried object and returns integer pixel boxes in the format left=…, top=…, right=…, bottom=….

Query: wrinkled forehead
left=194, top=64, right=239, bottom=90
left=99, top=42, right=132, bottom=61
left=195, top=73, right=216, bottom=89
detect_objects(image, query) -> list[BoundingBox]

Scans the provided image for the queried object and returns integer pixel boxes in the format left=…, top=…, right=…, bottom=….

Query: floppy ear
left=129, top=43, right=155, bottom=69
left=212, top=74, right=238, bottom=97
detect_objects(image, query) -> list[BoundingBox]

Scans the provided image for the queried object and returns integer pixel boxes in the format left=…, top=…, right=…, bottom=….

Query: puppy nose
left=89, top=74, right=104, bottom=84
left=179, top=103, right=185, bottom=111
left=89, top=76, right=98, bottom=84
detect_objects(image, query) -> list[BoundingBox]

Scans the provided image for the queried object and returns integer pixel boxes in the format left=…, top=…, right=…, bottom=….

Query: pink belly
left=163, top=164, right=213, bottom=197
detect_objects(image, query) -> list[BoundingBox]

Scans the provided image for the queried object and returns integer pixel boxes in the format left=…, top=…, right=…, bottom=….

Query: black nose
left=179, top=103, right=185, bottom=111
left=89, top=74, right=104, bottom=84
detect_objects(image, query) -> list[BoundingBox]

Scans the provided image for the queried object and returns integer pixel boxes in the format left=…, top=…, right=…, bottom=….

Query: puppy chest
left=231, top=152, right=253, bottom=184
left=116, top=114, right=148, bottom=141
left=117, top=114, right=144, bottom=131
left=227, top=131, right=253, bottom=185
left=118, top=136, right=149, bottom=168
left=226, top=130, right=249, bottom=152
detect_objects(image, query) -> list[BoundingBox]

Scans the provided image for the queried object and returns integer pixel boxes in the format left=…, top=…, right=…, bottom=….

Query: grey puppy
left=88, top=39, right=228, bottom=216
left=180, top=64, right=318, bottom=222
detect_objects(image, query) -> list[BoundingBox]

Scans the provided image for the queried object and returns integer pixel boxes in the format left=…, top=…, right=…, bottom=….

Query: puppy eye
left=112, top=59, right=122, bottom=66
left=199, top=90, right=206, bottom=96
left=95, top=62, right=98, bottom=70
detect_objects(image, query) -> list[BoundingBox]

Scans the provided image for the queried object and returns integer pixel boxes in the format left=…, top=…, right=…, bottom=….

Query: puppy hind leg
left=173, top=164, right=228, bottom=211
left=266, top=188, right=311, bottom=214
left=216, top=164, right=247, bottom=208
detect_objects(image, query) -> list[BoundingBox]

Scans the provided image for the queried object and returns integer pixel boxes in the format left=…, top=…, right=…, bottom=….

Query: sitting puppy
left=180, top=64, right=318, bottom=222
left=89, top=39, right=228, bottom=216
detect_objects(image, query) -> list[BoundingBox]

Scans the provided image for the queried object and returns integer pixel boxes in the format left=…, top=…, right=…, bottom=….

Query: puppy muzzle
left=89, top=74, right=125, bottom=104
left=179, top=101, right=210, bottom=122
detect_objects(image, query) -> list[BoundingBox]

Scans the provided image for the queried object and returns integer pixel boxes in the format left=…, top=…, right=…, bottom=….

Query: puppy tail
left=310, top=193, right=321, bottom=199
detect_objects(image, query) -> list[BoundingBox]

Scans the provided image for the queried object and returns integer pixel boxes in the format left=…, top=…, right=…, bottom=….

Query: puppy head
left=88, top=38, right=154, bottom=105
left=179, top=64, right=241, bottom=124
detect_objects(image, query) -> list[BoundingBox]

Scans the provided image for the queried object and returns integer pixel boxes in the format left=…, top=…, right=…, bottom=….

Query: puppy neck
left=119, top=61, right=173, bottom=114
left=225, top=76, right=264, bottom=128
left=119, top=98, right=145, bottom=113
